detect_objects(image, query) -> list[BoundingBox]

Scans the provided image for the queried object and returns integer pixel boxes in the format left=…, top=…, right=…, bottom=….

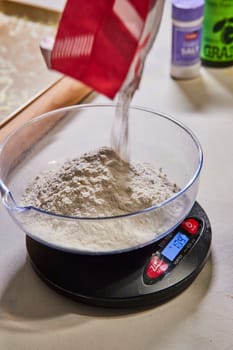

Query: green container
left=201, top=0, right=233, bottom=67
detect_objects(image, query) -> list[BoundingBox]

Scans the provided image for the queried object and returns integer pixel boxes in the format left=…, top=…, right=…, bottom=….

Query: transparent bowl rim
left=0, top=103, right=203, bottom=222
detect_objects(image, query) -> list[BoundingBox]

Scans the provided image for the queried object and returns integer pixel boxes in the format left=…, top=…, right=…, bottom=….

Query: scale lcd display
left=161, top=232, right=189, bottom=261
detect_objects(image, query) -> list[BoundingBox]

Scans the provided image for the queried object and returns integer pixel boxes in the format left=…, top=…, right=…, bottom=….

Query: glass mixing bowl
left=0, top=104, right=203, bottom=255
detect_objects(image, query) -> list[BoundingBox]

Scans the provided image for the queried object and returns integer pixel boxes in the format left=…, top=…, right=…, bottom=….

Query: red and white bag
left=41, top=0, right=165, bottom=99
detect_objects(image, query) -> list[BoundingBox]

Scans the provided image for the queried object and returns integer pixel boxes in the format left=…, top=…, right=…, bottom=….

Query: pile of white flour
left=21, top=147, right=180, bottom=251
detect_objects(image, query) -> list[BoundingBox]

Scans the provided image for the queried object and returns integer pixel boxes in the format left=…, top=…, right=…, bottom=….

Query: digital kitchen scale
left=26, top=202, right=211, bottom=308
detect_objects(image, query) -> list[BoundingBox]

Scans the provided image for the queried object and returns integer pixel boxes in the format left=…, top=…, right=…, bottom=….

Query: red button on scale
left=181, top=218, right=199, bottom=235
left=146, top=256, right=168, bottom=279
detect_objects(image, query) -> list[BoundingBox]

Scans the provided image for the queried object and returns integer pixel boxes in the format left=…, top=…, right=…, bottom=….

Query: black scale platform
left=26, top=202, right=211, bottom=308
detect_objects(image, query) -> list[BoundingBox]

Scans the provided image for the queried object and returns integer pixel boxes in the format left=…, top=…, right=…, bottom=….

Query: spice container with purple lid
left=171, top=0, right=204, bottom=79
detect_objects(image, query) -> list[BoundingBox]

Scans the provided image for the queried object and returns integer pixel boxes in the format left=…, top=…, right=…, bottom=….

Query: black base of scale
left=26, top=202, right=211, bottom=308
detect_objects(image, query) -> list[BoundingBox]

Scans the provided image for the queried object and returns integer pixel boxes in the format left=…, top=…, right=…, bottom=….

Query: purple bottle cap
left=172, top=0, right=204, bottom=22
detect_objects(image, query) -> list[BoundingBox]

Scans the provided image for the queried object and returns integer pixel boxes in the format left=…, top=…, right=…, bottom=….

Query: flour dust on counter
left=0, top=10, right=60, bottom=125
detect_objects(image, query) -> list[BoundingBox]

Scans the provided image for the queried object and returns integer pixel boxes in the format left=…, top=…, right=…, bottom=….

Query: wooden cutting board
left=0, top=76, right=93, bottom=143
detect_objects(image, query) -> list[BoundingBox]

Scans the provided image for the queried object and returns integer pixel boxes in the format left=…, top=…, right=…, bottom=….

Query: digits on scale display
left=161, top=232, right=189, bottom=261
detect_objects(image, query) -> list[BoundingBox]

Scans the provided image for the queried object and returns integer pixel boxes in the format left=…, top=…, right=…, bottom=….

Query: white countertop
left=0, top=1, right=233, bottom=349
